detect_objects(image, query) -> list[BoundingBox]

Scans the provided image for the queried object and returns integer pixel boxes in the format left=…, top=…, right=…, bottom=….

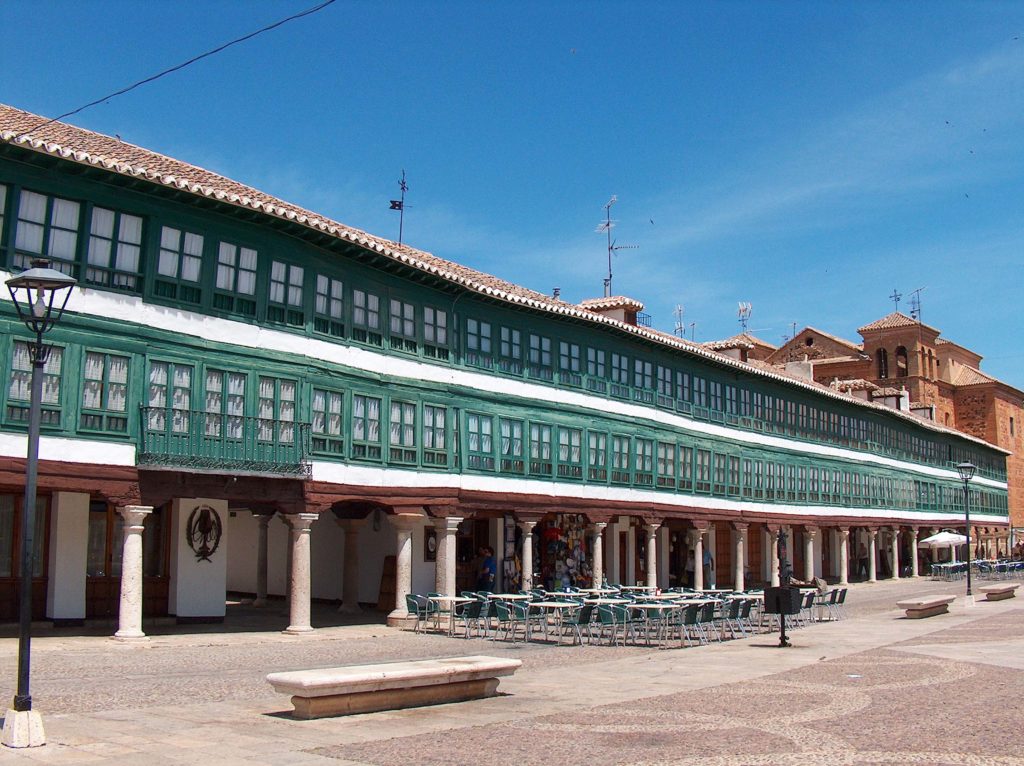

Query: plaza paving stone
left=0, top=577, right=1019, bottom=764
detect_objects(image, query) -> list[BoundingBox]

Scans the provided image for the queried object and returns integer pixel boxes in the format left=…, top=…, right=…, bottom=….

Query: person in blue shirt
left=478, top=546, right=496, bottom=592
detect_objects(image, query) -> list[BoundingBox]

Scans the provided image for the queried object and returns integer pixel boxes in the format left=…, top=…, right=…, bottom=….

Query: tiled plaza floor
left=0, top=577, right=1019, bottom=764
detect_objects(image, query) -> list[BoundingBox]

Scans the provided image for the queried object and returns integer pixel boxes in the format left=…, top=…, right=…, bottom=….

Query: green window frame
left=465, top=318, right=492, bottom=368
left=467, top=412, right=495, bottom=470
left=422, top=404, right=447, bottom=466
left=712, top=453, right=726, bottom=494
left=423, top=307, right=449, bottom=360
left=656, top=365, right=673, bottom=406
left=634, top=438, right=654, bottom=486
left=679, top=446, right=694, bottom=491
left=499, top=417, right=524, bottom=472
left=147, top=361, right=192, bottom=434
left=529, top=422, right=553, bottom=476
left=7, top=341, right=62, bottom=426
left=611, top=435, right=630, bottom=484
left=311, top=388, right=344, bottom=455
left=269, top=261, right=306, bottom=327
left=80, top=351, right=129, bottom=433
left=753, top=460, right=764, bottom=499
left=156, top=226, right=203, bottom=305
left=586, top=348, right=607, bottom=393
left=498, top=327, right=522, bottom=374
left=695, top=448, right=711, bottom=493
left=351, top=394, right=382, bottom=460
left=559, top=342, right=581, bottom=386
left=213, top=241, right=258, bottom=316
left=389, top=400, right=417, bottom=463
left=610, top=353, right=629, bottom=391
left=313, top=273, right=344, bottom=335
left=389, top=299, right=417, bottom=353
left=352, top=289, right=382, bottom=345
left=725, top=385, right=738, bottom=416
left=742, top=458, right=753, bottom=498
left=204, top=369, right=246, bottom=439
left=693, top=377, right=707, bottom=408
left=709, top=381, right=723, bottom=412
left=13, top=189, right=80, bottom=274
left=557, top=426, right=583, bottom=479
left=257, top=377, right=296, bottom=444
left=588, top=431, right=607, bottom=481
left=797, top=466, right=808, bottom=501
left=656, top=441, right=675, bottom=488
left=676, top=371, right=691, bottom=404
left=728, top=456, right=740, bottom=496
left=528, top=333, right=553, bottom=380
left=85, top=206, right=143, bottom=292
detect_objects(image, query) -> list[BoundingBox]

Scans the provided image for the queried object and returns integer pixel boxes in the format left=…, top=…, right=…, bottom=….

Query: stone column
left=113, top=505, right=153, bottom=641
left=645, top=522, right=660, bottom=588
left=838, top=527, right=850, bottom=585
left=909, top=527, right=920, bottom=577
left=733, top=523, right=747, bottom=592
left=280, top=513, right=293, bottom=611
left=284, top=513, right=318, bottom=635
left=386, top=512, right=424, bottom=626
left=625, top=521, right=637, bottom=585
left=335, top=518, right=365, bottom=613
left=657, top=526, right=670, bottom=588
left=691, top=528, right=705, bottom=591
left=768, top=526, right=780, bottom=587
left=519, top=520, right=538, bottom=591
left=591, top=522, right=607, bottom=586
left=434, top=516, right=463, bottom=596
left=890, top=527, right=901, bottom=579
left=804, top=526, right=819, bottom=583
left=867, top=528, right=878, bottom=583
left=253, top=513, right=272, bottom=607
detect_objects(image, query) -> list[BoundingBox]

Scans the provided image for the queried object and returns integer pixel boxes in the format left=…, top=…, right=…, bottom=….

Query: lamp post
left=777, top=527, right=792, bottom=648
left=956, top=462, right=976, bottom=599
left=2, top=260, right=76, bottom=749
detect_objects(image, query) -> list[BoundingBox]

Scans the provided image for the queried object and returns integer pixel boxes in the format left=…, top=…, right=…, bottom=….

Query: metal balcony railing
left=138, top=407, right=311, bottom=478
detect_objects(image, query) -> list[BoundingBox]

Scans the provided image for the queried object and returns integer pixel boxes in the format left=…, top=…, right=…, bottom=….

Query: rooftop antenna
left=909, top=287, right=926, bottom=323
left=688, top=321, right=697, bottom=342
left=389, top=169, right=409, bottom=245
left=595, top=195, right=638, bottom=297
left=738, top=302, right=752, bottom=332
left=889, top=287, right=902, bottom=313
left=673, top=304, right=686, bottom=338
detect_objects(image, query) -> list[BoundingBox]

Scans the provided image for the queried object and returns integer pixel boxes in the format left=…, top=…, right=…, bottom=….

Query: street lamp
left=2, top=260, right=76, bottom=749
left=956, top=462, right=977, bottom=599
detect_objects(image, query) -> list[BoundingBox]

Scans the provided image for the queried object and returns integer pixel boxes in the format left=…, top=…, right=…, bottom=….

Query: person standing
left=478, top=546, right=497, bottom=592
left=702, top=547, right=714, bottom=589
left=856, top=542, right=869, bottom=580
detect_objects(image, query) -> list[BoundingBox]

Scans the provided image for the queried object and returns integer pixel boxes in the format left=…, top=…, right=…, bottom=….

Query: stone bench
left=979, top=583, right=1019, bottom=602
left=266, top=655, right=522, bottom=719
left=896, top=595, right=956, bottom=619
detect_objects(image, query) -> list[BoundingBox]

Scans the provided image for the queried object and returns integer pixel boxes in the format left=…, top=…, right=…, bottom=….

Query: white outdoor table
left=528, top=601, right=580, bottom=642
left=427, top=595, right=475, bottom=634
left=486, top=593, right=531, bottom=600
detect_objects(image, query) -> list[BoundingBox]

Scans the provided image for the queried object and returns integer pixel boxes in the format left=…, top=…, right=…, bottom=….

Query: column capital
left=691, top=522, right=710, bottom=534
left=645, top=521, right=661, bottom=534
left=390, top=511, right=426, bottom=531
left=804, top=525, right=820, bottom=536
left=255, top=512, right=273, bottom=528
left=518, top=519, right=538, bottom=533
left=287, top=513, right=319, bottom=531
left=433, top=516, right=464, bottom=533
left=590, top=521, right=608, bottom=532
left=117, top=505, right=153, bottom=529
left=732, top=522, right=748, bottom=533
left=867, top=527, right=878, bottom=539
left=909, top=527, right=919, bottom=539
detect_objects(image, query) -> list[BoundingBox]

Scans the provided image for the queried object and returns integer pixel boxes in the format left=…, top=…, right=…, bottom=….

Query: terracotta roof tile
left=703, top=332, right=777, bottom=351
left=952, top=366, right=997, bottom=386
left=857, top=311, right=940, bottom=334
left=578, top=296, right=645, bottom=312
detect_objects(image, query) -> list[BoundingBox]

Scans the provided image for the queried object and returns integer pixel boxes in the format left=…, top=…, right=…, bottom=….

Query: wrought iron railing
left=138, top=407, right=311, bottom=478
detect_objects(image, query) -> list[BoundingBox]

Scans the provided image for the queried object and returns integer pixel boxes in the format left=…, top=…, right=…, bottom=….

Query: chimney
left=552, top=287, right=561, bottom=300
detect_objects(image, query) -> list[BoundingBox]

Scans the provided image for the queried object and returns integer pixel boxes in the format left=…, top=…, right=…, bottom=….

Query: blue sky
left=3, top=1, right=1023, bottom=384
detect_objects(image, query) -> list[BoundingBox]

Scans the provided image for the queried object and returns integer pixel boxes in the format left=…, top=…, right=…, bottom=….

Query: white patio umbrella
left=920, top=531, right=967, bottom=563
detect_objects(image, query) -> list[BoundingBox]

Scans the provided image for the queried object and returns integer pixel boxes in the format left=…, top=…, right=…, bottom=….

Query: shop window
left=13, top=189, right=80, bottom=274
left=311, top=388, right=344, bottom=455
left=257, top=377, right=295, bottom=443
left=423, top=307, right=449, bottom=360
left=422, top=404, right=447, bottom=465
left=465, top=318, right=492, bottom=368
left=529, top=423, right=553, bottom=475
left=467, top=413, right=494, bottom=470
left=389, top=299, right=417, bottom=353
left=312, top=273, right=342, bottom=336
left=85, top=207, right=143, bottom=292
left=528, top=333, right=553, bottom=381
left=147, top=362, right=192, bottom=433
left=499, top=417, right=524, bottom=472
left=0, top=494, right=47, bottom=579
left=611, top=435, right=631, bottom=484
left=268, top=261, right=306, bottom=327
left=155, top=226, right=203, bottom=304
left=389, top=400, right=417, bottom=463
left=588, top=431, right=608, bottom=481
left=87, top=502, right=165, bottom=580
left=7, top=341, right=63, bottom=426
left=80, top=352, right=129, bottom=433
left=498, top=327, right=522, bottom=374
left=559, top=342, right=581, bottom=386
left=352, top=289, right=382, bottom=345
left=557, top=427, right=583, bottom=479
left=351, top=394, right=382, bottom=459
left=204, top=370, right=245, bottom=439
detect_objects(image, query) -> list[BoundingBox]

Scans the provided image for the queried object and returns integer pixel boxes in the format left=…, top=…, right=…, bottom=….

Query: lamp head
left=956, top=462, right=977, bottom=483
left=6, top=260, right=77, bottom=335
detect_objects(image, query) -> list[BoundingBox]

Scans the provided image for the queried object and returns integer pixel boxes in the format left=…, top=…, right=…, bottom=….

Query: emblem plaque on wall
left=186, top=505, right=223, bottom=562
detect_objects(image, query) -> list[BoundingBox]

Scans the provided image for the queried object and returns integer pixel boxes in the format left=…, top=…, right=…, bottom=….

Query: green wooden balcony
left=138, top=407, right=311, bottom=478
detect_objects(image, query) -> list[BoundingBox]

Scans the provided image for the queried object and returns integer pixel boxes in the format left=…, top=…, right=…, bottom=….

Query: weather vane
left=389, top=170, right=409, bottom=245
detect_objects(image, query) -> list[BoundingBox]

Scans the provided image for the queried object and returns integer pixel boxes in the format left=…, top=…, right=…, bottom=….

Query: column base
left=283, top=625, right=314, bottom=635
left=1, top=709, right=45, bottom=748
left=386, top=610, right=418, bottom=629
left=111, top=629, right=149, bottom=642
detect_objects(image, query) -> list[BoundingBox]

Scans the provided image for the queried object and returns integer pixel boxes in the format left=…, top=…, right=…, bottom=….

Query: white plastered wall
left=169, top=497, right=229, bottom=618
left=46, top=491, right=89, bottom=620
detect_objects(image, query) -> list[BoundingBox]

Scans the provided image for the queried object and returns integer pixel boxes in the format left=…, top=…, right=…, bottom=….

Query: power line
left=20, top=0, right=337, bottom=135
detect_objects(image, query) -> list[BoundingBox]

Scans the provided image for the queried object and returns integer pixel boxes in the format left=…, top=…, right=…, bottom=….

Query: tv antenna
left=673, top=304, right=686, bottom=338
left=389, top=169, right=409, bottom=245
left=889, top=287, right=902, bottom=312
left=688, top=321, right=697, bottom=341
left=595, top=195, right=638, bottom=297
left=909, top=287, right=926, bottom=322
left=737, top=302, right=753, bottom=331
